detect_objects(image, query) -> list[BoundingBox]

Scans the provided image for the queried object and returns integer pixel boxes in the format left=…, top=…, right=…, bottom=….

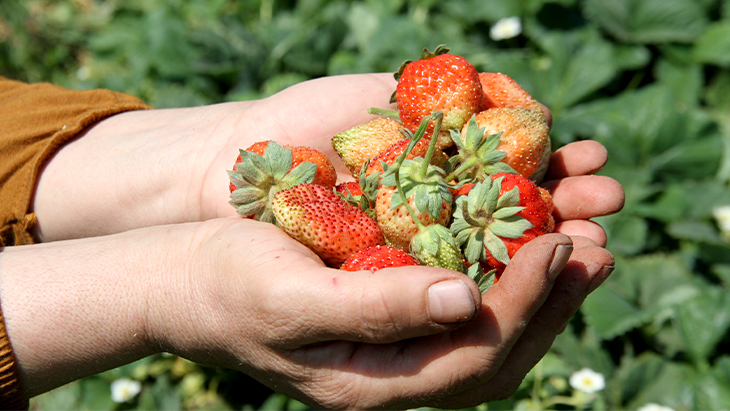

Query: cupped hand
left=146, top=218, right=614, bottom=409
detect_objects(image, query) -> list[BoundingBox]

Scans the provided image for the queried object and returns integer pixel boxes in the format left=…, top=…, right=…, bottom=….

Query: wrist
left=31, top=102, right=252, bottom=241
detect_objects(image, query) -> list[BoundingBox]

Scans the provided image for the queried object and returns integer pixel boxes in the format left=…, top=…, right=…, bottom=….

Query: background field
left=4, top=0, right=730, bottom=409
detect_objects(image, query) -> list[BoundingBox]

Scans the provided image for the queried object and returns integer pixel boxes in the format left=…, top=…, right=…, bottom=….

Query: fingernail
left=428, top=280, right=476, bottom=324
left=549, top=245, right=573, bottom=281
left=587, top=266, right=615, bottom=294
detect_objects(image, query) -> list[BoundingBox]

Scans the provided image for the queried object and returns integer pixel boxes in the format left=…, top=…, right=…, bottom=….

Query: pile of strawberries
left=228, top=45, right=554, bottom=291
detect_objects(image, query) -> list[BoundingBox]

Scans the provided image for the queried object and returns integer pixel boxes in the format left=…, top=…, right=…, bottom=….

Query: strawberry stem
left=444, top=157, right=479, bottom=182
left=386, top=112, right=433, bottom=177
left=394, top=160, right=426, bottom=231
left=367, top=107, right=400, bottom=120
left=418, top=111, right=443, bottom=180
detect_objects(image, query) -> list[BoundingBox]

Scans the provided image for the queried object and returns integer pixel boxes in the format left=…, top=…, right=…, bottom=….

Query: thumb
left=273, top=266, right=482, bottom=348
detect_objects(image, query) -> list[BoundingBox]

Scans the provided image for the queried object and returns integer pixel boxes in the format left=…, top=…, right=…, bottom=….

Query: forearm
left=0, top=225, right=192, bottom=397
left=31, top=102, right=252, bottom=242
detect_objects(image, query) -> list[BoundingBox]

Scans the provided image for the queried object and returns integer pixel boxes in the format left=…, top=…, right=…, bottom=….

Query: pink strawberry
left=464, top=108, right=551, bottom=183
left=340, top=245, right=420, bottom=272
left=271, top=183, right=385, bottom=267
left=478, top=72, right=552, bottom=126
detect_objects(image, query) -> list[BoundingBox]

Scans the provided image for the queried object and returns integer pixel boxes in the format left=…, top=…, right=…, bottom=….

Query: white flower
left=637, top=404, right=675, bottom=411
left=713, top=205, right=730, bottom=232
left=569, top=368, right=605, bottom=394
left=110, top=378, right=142, bottom=403
left=490, top=17, right=522, bottom=41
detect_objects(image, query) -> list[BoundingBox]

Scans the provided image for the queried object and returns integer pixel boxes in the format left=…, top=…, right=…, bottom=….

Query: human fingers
left=544, top=140, right=608, bottom=180
left=543, top=175, right=625, bottom=221
left=554, top=220, right=608, bottom=247
left=476, top=242, right=615, bottom=401
left=277, top=234, right=577, bottom=410
left=425, top=236, right=613, bottom=408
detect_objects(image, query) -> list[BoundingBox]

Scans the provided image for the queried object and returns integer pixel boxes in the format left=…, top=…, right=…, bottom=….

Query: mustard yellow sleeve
left=0, top=76, right=151, bottom=246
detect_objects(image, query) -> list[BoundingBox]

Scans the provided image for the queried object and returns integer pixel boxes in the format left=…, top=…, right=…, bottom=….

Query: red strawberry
left=231, top=141, right=337, bottom=191
left=335, top=181, right=363, bottom=197
left=478, top=72, right=552, bottom=126
left=341, top=245, right=420, bottom=272
left=495, top=172, right=554, bottom=234
left=332, top=117, right=407, bottom=177
left=450, top=172, right=554, bottom=276
left=229, top=141, right=273, bottom=193
left=465, top=108, right=551, bottom=183
left=271, top=183, right=385, bottom=267
left=290, top=145, right=338, bottom=189
left=229, top=141, right=335, bottom=223
left=394, top=45, right=484, bottom=149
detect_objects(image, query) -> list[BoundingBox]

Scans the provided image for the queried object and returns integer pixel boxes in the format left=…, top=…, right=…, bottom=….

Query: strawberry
left=229, top=141, right=319, bottom=223
left=335, top=181, right=362, bottom=197
left=228, top=140, right=274, bottom=193
left=465, top=108, right=551, bottom=183
left=231, top=140, right=337, bottom=191
left=409, top=223, right=466, bottom=273
left=445, top=114, right=519, bottom=184
left=332, top=117, right=407, bottom=177
left=450, top=172, right=554, bottom=277
left=376, top=184, right=452, bottom=250
left=271, top=183, right=385, bottom=267
left=478, top=72, right=552, bottom=126
left=394, top=45, right=484, bottom=149
left=375, top=113, right=454, bottom=251
left=340, top=245, right=420, bottom=272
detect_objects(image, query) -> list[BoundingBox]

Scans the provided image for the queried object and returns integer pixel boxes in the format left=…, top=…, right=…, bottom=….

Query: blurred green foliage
left=6, top=0, right=730, bottom=409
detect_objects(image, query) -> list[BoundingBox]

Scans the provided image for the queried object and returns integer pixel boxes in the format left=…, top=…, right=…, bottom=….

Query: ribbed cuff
left=0, top=308, right=28, bottom=410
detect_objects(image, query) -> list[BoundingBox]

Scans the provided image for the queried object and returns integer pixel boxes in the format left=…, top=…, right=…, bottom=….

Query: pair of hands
left=5, top=74, right=623, bottom=409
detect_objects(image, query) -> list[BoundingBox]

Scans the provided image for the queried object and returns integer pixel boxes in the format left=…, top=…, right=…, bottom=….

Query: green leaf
left=583, top=0, right=707, bottom=44
left=666, top=220, right=723, bottom=244
left=676, top=288, right=730, bottom=362
left=484, top=229, right=510, bottom=265
left=603, top=214, right=649, bottom=256
left=624, top=361, right=694, bottom=410
left=693, top=21, right=730, bottom=67
left=692, top=369, right=730, bottom=411
left=581, top=285, right=647, bottom=339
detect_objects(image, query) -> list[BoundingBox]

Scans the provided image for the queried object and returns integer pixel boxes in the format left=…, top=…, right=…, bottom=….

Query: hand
left=31, top=73, right=623, bottom=247
left=31, top=74, right=399, bottom=241
left=1, top=217, right=614, bottom=409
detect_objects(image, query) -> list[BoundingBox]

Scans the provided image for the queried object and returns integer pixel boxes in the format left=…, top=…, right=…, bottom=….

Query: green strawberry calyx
left=450, top=177, right=533, bottom=266
left=228, top=141, right=316, bottom=224
left=467, top=264, right=497, bottom=294
left=445, top=114, right=518, bottom=184
left=380, top=111, right=452, bottom=221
